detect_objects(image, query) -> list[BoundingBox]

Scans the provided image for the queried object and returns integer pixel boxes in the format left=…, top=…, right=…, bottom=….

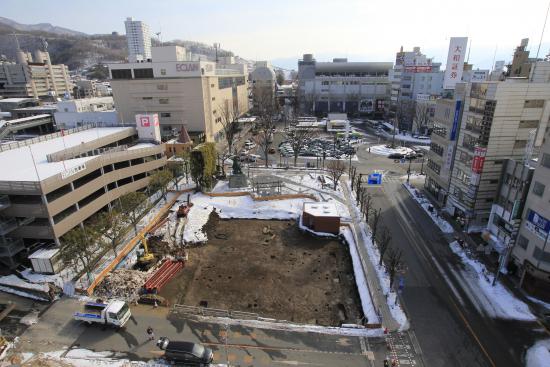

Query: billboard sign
left=135, top=113, right=161, bottom=142
left=450, top=100, right=462, bottom=141
left=471, top=146, right=487, bottom=174
left=367, top=172, right=383, bottom=185
left=404, top=65, right=433, bottom=73
left=525, top=209, right=550, bottom=240
left=470, top=70, right=488, bottom=82
left=359, top=99, right=375, bottom=113
left=443, top=37, right=468, bottom=89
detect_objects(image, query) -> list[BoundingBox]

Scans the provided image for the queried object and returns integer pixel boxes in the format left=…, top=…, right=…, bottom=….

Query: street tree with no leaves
left=387, top=247, right=404, bottom=289
left=148, top=169, right=174, bottom=202
left=413, top=101, right=433, bottom=134
left=370, top=208, right=382, bottom=244
left=326, top=160, right=347, bottom=190
left=255, top=88, right=279, bottom=167
left=94, top=209, right=128, bottom=257
left=59, top=224, right=106, bottom=285
left=119, top=191, right=148, bottom=235
left=377, top=225, right=392, bottom=266
left=287, top=128, right=318, bottom=166
left=218, top=100, right=242, bottom=156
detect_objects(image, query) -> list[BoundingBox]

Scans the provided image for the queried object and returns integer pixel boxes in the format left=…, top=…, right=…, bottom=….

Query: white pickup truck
left=74, top=300, right=131, bottom=328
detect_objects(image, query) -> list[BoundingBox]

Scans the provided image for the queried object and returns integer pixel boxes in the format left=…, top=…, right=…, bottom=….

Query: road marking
left=202, top=341, right=364, bottom=356
left=429, top=254, right=465, bottom=306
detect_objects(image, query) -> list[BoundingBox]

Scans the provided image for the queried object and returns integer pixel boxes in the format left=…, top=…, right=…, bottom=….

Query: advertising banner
left=450, top=100, right=462, bottom=141
left=471, top=146, right=487, bottom=174
left=443, top=37, right=468, bottom=89
left=525, top=209, right=550, bottom=240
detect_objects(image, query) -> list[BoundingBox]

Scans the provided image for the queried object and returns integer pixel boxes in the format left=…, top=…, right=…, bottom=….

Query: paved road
left=350, top=144, right=542, bottom=367
left=19, top=298, right=390, bottom=366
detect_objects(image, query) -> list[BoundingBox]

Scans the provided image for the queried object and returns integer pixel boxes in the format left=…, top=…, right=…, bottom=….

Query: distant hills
left=0, top=17, right=236, bottom=71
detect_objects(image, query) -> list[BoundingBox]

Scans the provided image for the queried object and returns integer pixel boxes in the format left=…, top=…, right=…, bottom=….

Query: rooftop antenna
left=155, top=31, right=162, bottom=45
left=491, top=44, right=498, bottom=72
left=466, top=38, right=472, bottom=64
left=531, top=1, right=550, bottom=81
left=213, top=42, right=220, bottom=63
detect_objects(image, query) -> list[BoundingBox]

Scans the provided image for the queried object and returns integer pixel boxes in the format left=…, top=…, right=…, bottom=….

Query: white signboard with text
left=443, top=37, right=468, bottom=90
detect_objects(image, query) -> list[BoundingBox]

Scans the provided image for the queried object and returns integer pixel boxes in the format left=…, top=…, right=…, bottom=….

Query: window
left=513, top=140, right=527, bottom=149
left=157, top=84, right=168, bottom=91
left=159, top=98, right=169, bottom=104
left=542, top=153, right=550, bottom=168
left=519, top=120, right=539, bottom=128
left=212, top=97, right=216, bottom=101
left=142, top=97, right=152, bottom=100
left=533, top=181, right=545, bottom=196
left=426, top=159, right=441, bottom=174
left=111, top=69, right=132, bottom=79
left=524, top=99, right=545, bottom=108
left=533, top=246, right=550, bottom=263
left=160, top=68, right=166, bottom=76
left=517, top=234, right=529, bottom=249
left=133, top=68, right=154, bottom=78
left=160, top=112, right=171, bottom=118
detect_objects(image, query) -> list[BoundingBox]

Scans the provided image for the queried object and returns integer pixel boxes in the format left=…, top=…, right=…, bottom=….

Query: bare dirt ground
left=160, top=213, right=363, bottom=326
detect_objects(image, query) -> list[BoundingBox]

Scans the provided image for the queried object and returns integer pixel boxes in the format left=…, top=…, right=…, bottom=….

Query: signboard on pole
left=450, top=100, right=462, bottom=141
left=443, top=37, right=468, bottom=90
left=470, top=146, right=487, bottom=185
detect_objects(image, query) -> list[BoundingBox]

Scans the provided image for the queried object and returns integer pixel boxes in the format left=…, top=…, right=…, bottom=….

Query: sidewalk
left=341, top=178, right=400, bottom=332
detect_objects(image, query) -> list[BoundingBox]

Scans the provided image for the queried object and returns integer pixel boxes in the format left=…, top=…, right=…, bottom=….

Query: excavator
left=136, top=233, right=155, bottom=269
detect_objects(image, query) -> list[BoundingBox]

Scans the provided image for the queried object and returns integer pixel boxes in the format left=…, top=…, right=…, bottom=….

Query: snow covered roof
left=0, top=127, right=133, bottom=182
left=303, top=202, right=339, bottom=217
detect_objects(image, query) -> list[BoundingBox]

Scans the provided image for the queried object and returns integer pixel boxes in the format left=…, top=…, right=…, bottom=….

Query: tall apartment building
left=109, top=45, right=249, bottom=142
left=511, top=129, right=550, bottom=300
left=445, top=63, right=550, bottom=231
left=297, top=54, right=392, bottom=116
left=0, top=50, right=72, bottom=99
left=0, top=125, right=166, bottom=268
left=124, top=17, right=152, bottom=62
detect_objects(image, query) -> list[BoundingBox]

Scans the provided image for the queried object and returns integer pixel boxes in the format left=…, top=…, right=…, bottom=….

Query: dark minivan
left=157, top=337, right=214, bottom=366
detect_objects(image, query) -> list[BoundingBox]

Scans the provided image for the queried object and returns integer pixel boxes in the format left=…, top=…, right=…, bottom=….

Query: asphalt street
left=350, top=133, right=545, bottom=367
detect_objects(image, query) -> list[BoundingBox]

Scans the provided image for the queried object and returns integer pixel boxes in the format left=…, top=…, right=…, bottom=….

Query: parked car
left=388, top=153, right=405, bottom=159
left=157, top=337, right=213, bottom=366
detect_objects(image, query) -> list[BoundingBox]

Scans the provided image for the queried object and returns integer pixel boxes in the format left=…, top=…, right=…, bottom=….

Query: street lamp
left=406, top=156, right=412, bottom=185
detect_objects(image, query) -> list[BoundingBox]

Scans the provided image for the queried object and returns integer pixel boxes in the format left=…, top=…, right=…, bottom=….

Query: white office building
left=124, top=17, right=152, bottom=63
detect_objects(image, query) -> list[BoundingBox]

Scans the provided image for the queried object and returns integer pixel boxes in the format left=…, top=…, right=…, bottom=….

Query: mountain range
left=0, top=17, right=236, bottom=71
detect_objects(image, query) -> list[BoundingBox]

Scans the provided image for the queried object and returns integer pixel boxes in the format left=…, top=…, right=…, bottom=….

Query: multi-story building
left=390, top=46, right=444, bottom=129
left=297, top=54, right=392, bottom=116
left=486, top=159, right=534, bottom=254
left=54, top=97, right=118, bottom=129
left=446, top=63, right=550, bottom=231
left=250, top=61, right=276, bottom=110
left=424, top=87, right=465, bottom=205
left=74, top=80, right=98, bottom=98
left=109, top=45, right=249, bottom=142
left=124, top=17, right=152, bottom=62
left=0, top=124, right=166, bottom=269
left=511, top=129, right=550, bottom=301
left=0, top=50, right=72, bottom=100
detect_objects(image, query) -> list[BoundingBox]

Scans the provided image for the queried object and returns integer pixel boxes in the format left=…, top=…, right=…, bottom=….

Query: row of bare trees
left=58, top=170, right=173, bottom=284
left=351, top=171, right=403, bottom=288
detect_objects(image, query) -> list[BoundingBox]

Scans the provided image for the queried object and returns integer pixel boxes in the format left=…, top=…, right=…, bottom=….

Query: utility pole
left=213, top=42, right=220, bottom=63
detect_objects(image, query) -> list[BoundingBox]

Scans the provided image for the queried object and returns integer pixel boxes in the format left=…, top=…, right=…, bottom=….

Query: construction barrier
left=204, top=191, right=317, bottom=202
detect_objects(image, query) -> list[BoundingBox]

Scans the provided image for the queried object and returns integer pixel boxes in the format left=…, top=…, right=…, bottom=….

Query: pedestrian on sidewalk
left=146, top=326, right=155, bottom=341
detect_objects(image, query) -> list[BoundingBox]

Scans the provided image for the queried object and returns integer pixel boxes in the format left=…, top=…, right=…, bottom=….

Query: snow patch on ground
left=368, top=144, right=414, bottom=157
left=182, top=193, right=308, bottom=243
left=341, top=227, right=379, bottom=324
left=0, top=274, right=49, bottom=292
left=403, top=183, right=454, bottom=233
left=449, top=241, right=536, bottom=321
left=526, top=339, right=550, bottom=367
left=0, top=285, right=49, bottom=302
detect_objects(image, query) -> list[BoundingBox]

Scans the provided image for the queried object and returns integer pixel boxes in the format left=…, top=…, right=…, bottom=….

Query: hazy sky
left=3, top=0, right=550, bottom=70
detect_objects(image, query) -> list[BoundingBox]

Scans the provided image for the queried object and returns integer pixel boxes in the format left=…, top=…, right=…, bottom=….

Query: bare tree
left=378, top=226, right=392, bottom=266
left=255, top=88, right=279, bottom=167
left=391, top=99, right=415, bottom=147
left=413, top=101, right=432, bottom=134
left=370, top=208, right=382, bottom=243
left=94, top=210, right=128, bottom=257
left=119, top=191, right=148, bottom=235
left=350, top=166, right=358, bottom=191
left=287, top=128, right=318, bottom=166
left=218, top=100, right=242, bottom=156
left=149, top=170, right=174, bottom=202
left=361, top=192, right=373, bottom=222
left=326, top=160, right=347, bottom=190
left=59, top=224, right=106, bottom=285
left=387, top=247, right=403, bottom=289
